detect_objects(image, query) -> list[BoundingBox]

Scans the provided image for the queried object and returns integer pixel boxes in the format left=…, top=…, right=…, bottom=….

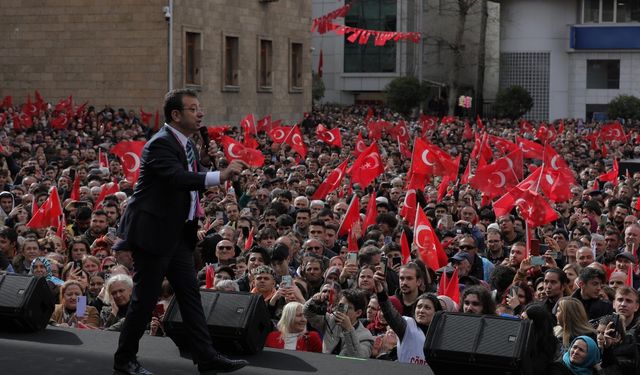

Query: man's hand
left=219, top=160, right=249, bottom=182
left=334, top=311, right=353, bottom=331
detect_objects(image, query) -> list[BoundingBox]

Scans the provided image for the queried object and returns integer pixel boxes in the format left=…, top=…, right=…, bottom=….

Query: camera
left=163, top=6, right=171, bottom=20
left=336, top=303, right=349, bottom=314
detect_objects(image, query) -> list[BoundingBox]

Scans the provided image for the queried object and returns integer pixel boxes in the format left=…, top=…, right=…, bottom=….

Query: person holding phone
left=265, top=302, right=322, bottom=353
left=304, top=288, right=374, bottom=358
left=50, top=280, right=100, bottom=329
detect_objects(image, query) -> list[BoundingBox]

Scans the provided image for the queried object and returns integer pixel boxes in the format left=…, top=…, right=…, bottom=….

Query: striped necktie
left=186, top=140, right=196, bottom=168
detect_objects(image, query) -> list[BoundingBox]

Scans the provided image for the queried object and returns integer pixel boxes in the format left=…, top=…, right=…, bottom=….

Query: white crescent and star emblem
left=356, top=141, right=365, bottom=152
left=364, top=153, right=380, bottom=169
left=492, top=172, right=506, bottom=188
left=421, top=150, right=435, bottom=166
left=519, top=180, right=535, bottom=191
left=415, top=224, right=431, bottom=248
left=325, top=131, right=335, bottom=143
left=545, top=173, right=554, bottom=185
left=227, top=143, right=241, bottom=158
left=612, top=128, right=621, bottom=137
left=550, top=155, right=560, bottom=170
left=124, top=152, right=140, bottom=172
left=399, top=127, right=406, bottom=137
left=292, top=133, right=302, bottom=146
left=327, top=168, right=343, bottom=188
left=274, top=129, right=285, bottom=141
left=404, top=189, right=416, bottom=209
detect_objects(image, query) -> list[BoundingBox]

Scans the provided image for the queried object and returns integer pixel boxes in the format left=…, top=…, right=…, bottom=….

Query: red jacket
left=265, top=330, right=322, bottom=353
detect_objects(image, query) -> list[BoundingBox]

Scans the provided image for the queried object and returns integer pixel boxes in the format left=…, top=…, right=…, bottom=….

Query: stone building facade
left=0, top=0, right=311, bottom=124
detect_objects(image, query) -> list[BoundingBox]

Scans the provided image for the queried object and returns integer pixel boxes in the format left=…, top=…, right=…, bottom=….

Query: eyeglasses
left=181, top=107, right=205, bottom=114
left=217, top=246, right=234, bottom=251
left=305, top=246, right=323, bottom=251
left=459, top=245, right=475, bottom=251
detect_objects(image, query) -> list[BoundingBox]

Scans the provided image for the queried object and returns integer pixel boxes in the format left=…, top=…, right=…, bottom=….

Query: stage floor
left=0, top=327, right=427, bottom=375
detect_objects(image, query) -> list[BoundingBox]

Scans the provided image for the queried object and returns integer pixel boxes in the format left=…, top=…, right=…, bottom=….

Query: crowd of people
left=1, top=97, right=640, bottom=375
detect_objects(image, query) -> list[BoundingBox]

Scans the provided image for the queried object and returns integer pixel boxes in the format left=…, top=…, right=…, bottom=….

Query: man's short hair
left=579, top=266, right=606, bottom=284
left=340, top=288, right=367, bottom=313
left=615, top=285, right=639, bottom=304
left=163, top=88, right=198, bottom=123
left=0, top=228, right=17, bottom=244
left=544, top=267, right=569, bottom=285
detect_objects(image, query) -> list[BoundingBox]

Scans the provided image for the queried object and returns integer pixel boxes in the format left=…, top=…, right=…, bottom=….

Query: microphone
left=198, top=126, right=210, bottom=153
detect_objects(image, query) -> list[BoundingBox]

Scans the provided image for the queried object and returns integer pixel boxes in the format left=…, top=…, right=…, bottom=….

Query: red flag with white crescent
left=311, top=159, right=348, bottom=200
left=413, top=204, right=447, bottom=271
left=110, top=141, right=146, bottom=185
left=219, top=136, right=265, bottom=167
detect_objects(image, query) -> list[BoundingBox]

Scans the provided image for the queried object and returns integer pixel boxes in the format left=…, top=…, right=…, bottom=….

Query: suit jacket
left=117, top=126, right=208, bottom=256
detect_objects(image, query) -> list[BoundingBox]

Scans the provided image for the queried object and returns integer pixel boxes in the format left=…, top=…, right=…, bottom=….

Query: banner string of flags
left=312, top=3, right=421, bottom=46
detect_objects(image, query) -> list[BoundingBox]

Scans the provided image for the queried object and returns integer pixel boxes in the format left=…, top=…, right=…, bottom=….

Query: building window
left=258, top=39, right=273, bottom=90
left=586, top=104, right=609, bottom=121
left=499, top=52, right=550, bottom=121
left=223, top=35, right=239, bottom=89
left=582, top=0, right=640, bottom=23
left=185, top=32, right=202, bottom=86
left=290, top=42, right=303, bottom=91
left=343, top=0, right=397, bottom=73
left=586, top=60, right=620, bottom=89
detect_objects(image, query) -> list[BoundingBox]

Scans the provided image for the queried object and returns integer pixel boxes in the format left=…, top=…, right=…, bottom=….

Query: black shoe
left=198, top=354, right=249, bottom=374
left=113, top=359, right=153, bottom=375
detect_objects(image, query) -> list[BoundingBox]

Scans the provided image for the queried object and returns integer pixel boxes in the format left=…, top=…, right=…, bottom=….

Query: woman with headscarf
left=558, top=336, right=601, bottom=375
left=29, top=256, right=64, bottom=302
left=437, top=295, right=459, bottom=312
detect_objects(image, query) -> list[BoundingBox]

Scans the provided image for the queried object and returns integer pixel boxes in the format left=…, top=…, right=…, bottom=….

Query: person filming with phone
left=303, top=288, right=374, bottom=358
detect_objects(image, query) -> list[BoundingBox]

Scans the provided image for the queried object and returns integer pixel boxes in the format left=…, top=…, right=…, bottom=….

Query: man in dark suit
left=113, top=89, right=249, bottom=375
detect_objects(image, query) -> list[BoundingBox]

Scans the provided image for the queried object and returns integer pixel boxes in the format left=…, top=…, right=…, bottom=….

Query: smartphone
left=76, top=296, right=87, bottom=318
left=380, top=256, right=388, bottom=275
left=531, top=256, right=545, bottom=266
left=539, top=244, right=549, bottom=254
left=336, top=303, right=349, bottom=314
left=152, top=303, right=165, bottom=319
left=107, top=227, right=117, bottom=241
left=73, top=260, right=83, bottom=269
left=347, top=252, right=358, bottom=264
left=611, top=312, right=620, bottom=333
left=282, top=275, right=293, bottom=288
left=216, top=211, right=224, bottom=220
left=392, top=256, right=402, bottom=267
left=509, top=286, right=520, bottom=297
left=529, top=239, right=540, bottom=256
left=548, top=251, right=561, bottom=259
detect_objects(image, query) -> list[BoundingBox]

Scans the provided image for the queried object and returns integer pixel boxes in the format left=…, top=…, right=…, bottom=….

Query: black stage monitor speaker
left=0, top=273, right=55, bottom=332
left=424, top=312, right=533, bottom=375
left=165, top=290, right=271, bottom=355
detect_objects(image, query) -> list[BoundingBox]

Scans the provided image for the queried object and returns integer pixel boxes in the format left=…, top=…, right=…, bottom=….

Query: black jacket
left=571, top=288, right=613, bottom=321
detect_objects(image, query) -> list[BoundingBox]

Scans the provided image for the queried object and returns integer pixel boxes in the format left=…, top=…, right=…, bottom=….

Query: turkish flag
left=399, top=188, right=417, bottom=224
left=110, top=141, right=146, bottom=184
left=98, top=148, right=109, bottom=169
left=489, top=135, right=518, bottom=156
left=516, top=137, right=545, bottom=160
left=242, top=132, right=259, bottom=149
left=19, top=112, right=33, bottom=128
left=414, top=204, right=447, bottom=271
left=365, top=107, right=374, bottom=124
left=411, top=137, right=458, bottom=178
left=543, top=144, right=576, bottom=190
left=348, top=142, right=384, bottom=188
left=244, top=227, right=255, bottom=251
left=240, top=113, right=256, bottom=136
left=367, top=120, right=384, bottom=140
left=536, top=123, right=557, bottom=143
left=205, top=265, right=215, bottom=289
left=441, top=115, right=456, bottom=125
left=463, top=121, right=473, bottom=140
left=27, top=187, right=63, bottom=228
left=267, top=126, right=291, bottom=144
left=153, top=110, right=160, bottom=131
left=476, top=115, right=484, bottom=131
left=363, top=193, right=377, bottom=230
left=283, top=125, right=307, bottom=158
left=22, top=95, right=37, bottom=117
left=54, top=96, right=72, bottom=112
left=388, top=120, right=409, bottom=142
left=470, top=132, right=493, bottom=161
left=1, top=95, right=12, bottom=109
left=470, top=154, right=520, bottom=197
left=140, top=108, right=153, bottom=124
left=34, top=90, right=46, bottom=112
left=316, top=124, right=342, bottom=147
left=494, top=187, right=558, bottom=228
left=420, top=114, right=437, bottom=136
left=445, top=268, right=460, bottom=303
left=519, top=119, right=534, bottom=135
left=338, top=195, right=361, bottom=237
left=601, top=122, right=627, bottom=143
left=206, top=125, right=231, bottom=142
left=94, top=180, right=119, bottom=209
left=311, top=159, right=348, bottom=200
left=354, top=132, right=367, bottom=157
left=401, top=230, right=412, bottom=265
left=70, top=175, right=81, bottom=201
left=518, top=165, right=573, bottom=202
left=557, top=119, right=565, bottom=134
left=461, top=158, right=472, bottom=184
left=51, top=113, right=69, bottom=130
left=219, top=136, right=265, bottom=167
left=256, top=115, right=271, bottom=133
left=0, top=112, right=6, bottom=127
left=598, top=158, right=619, bottom=185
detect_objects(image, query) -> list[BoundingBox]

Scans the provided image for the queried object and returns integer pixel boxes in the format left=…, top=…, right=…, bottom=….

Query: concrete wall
left=0, top=0, right=311, bottom=124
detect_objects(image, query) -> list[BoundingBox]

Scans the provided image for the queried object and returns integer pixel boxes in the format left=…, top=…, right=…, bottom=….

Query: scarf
left=562, top=336, right=600, bottom=375
left=29, top=256, right=64, bottom=286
